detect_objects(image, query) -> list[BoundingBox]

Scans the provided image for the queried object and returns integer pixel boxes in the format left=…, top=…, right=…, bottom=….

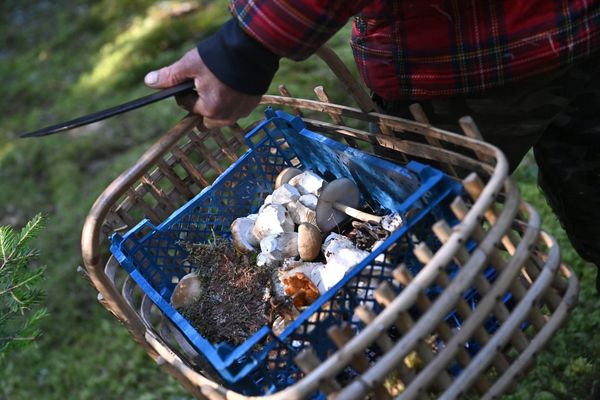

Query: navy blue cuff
left=197, top=18, right=280, bottom=96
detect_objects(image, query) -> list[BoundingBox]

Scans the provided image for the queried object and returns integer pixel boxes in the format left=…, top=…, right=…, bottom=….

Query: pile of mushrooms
left=226, top=167, right=404, bottom=326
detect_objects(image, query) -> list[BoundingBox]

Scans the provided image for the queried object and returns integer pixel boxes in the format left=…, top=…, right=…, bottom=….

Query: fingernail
left=144, top=71, right=159, bottom=85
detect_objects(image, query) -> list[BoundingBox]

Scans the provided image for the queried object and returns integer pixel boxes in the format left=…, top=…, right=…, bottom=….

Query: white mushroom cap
left=317, top=247, right=370, bottom=292
left=286, top=200, right=317, bottom=225
left=381, top=212, right=404, bottom=232
left=271, top=183, right=300, bottom=206
left=170, top=272, right=203, bottom=309
left=315, top=262, right=349, bottom=293
left=322, top=232, right=357, bottom=262
left=316, top=234, right=370, bottom=291
left=256, top=252, right=271, bottom=268
left=281, top=259, right=325, bottom=275
left=231, top=217, right=258, bottom=253
left=309, top=265, right=326, bottom=294
left=299, top=194, right=318, bottom=210
left=247, top=213, right=258, bottom=221
left=251, top=204, right=295, bottom=243
left=260, top=232, right=299, bottom=262
left=315, top=178, right=360, bottom=233
left=371, top=240, right=387, bottom=262
left=298, top=222, right=321, bottom=261
left=327, top=247, right=370, bottom=269
left=288, top=170, right=326, bottom=195
left=257, top=203, right=269, bottom=214
left=275, top=167, right=302, bottom=189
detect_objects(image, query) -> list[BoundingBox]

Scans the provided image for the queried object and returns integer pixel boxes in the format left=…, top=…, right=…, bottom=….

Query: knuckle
left=197, top=101, right=220, bottom=119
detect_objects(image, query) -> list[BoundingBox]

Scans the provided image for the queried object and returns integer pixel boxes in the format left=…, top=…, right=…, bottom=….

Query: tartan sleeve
left=197, top=18, right=280, bottom=95
left=230, top=0, right=371, bottom=61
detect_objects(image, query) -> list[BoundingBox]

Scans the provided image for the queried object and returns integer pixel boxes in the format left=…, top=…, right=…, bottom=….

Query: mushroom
left=282, top=272, right=321, bottom=308
left=286, top=199, right=316, bottom=225
left=315, top=178, right=382, bottom=233
left=281, top=259, right=325, bottom=275
left=371, top=240, right=387, bottom=262
left=275, top=260, right=324, bottom=297
left=288, top=170, right=326, bottom=195
left=256, top=252, right=271, bottom=268
left=274, top=168, right=326, bottom=195
left=272, top=315, right=291, bottom=336
left=270, top=296, right=301, bottom=335
left=251, top=204, right=295, bottom=244
left=274, top=167, right=302, bottom=189
left=271, top=183, right=300, bottom=206
left=316, top=233, right=370, bottom=291
left=260, top=232, right=299, bottom=262
left=322, top=232, right=357, bottom=261
left=326, top=246, right=370, bottom=269
left=319, top=247, right=370, bottom=292
left=170, top=272, right=203, bottom=309
left=230, top=217, right=258, bottom=253
left=297, top=222, right=321, bottom=261
left=381, top=212, right=404, bottom=232
left=299, top=194, right=318, bottom=210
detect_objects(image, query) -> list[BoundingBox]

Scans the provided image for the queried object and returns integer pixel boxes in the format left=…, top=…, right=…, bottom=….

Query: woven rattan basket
left=80, top=46, right=578, bottom=399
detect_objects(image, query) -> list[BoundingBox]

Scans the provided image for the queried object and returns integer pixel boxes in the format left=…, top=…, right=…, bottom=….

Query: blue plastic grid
left=110, top=109, right=507, bottom=396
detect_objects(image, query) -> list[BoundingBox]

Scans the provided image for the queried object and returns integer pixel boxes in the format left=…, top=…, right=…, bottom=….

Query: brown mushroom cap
left=170, top=272, right=203, bottom=309
left=315, top=178, right=360, bottom=233
left=298, top=222, right=322, bottom=261
left=274, top=167, right=302, bottom=189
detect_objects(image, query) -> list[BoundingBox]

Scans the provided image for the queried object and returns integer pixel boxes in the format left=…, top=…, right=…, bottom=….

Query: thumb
left=144, top=62, right=186, bottom=89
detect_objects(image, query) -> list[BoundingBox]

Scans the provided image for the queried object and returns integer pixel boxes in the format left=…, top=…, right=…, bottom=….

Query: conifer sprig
left=0, top=214, right=47, bottom=357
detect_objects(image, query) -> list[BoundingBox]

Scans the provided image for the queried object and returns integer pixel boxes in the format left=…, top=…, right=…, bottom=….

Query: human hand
left=144, top=49, right=261, bottom=128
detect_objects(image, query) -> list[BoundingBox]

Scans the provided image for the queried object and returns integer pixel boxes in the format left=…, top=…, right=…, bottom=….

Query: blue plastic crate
left=110, top=109, right=486, bottom=395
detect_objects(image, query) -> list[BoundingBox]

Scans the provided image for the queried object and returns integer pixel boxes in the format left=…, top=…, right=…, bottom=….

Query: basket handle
left=315, top=45, right=379, bottom=113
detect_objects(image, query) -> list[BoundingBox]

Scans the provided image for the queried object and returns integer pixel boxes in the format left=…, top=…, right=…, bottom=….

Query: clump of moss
left=178, top=238, right=273, bottom=345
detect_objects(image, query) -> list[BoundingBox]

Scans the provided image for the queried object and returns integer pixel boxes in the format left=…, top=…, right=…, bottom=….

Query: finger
left=191, top=91, right=226, bottom=120
left=190, top=89, right=244, bottom=122
left=144, top=65, right=184, bottom=89
left=202, top=117, right=234, bottom=129
left=175, top=92, right=198, bottom=113
left=144, top=49, right=199, bottom=89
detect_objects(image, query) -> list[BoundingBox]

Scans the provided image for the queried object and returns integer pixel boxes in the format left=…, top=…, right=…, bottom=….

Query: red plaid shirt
left=230, top=0, right=600, bottom=100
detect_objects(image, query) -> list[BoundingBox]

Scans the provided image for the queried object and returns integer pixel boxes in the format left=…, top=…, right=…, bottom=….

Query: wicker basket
left=80, top=46, right=578, bottom=400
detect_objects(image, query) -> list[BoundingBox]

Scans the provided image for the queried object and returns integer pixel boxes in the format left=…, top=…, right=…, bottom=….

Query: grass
left=503, top=157, right=600, bottom=400
left=1, top=1, right=599, bottom=399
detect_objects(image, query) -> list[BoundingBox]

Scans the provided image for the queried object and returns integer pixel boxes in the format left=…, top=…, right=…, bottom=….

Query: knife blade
left=20, top=80, right=195, bottom=138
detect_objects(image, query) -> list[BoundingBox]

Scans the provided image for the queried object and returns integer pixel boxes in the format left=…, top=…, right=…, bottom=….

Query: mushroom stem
left=332, top=202, right=382, bottom=224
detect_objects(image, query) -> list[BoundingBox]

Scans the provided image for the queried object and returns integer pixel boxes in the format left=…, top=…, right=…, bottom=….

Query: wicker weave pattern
left=80, top=49, right=578, bottom=400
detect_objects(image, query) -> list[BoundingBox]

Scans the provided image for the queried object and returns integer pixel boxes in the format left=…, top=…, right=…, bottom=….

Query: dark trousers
left=375, top=55, right=600, bottom=290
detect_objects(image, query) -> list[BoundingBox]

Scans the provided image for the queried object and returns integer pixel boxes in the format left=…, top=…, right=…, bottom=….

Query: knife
left=20, top=80, right=195, bottom=138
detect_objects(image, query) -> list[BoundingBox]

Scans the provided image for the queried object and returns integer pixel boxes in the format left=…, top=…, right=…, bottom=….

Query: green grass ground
left=1, top=1, right=599, bottom=399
